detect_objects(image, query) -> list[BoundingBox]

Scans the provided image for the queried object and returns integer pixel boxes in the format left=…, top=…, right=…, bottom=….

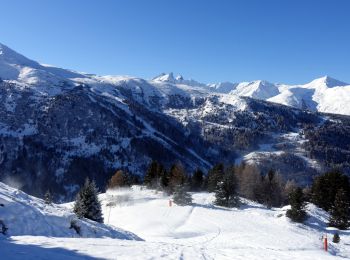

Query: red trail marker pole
left=324, top=235, right=328, bottom=252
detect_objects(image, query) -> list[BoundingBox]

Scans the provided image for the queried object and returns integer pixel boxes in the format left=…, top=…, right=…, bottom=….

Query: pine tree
left=144, top=160, right=160, bottom=188
left=207, top=163, right=225, bottom=192
left=160, top=168, right=170, bottom=189
left=332, top=232, right=340, bottom=243
left=74, top=178, right=104, bottom=223
left=44, top=189, right=53, bottom=205
left=173, top=184, right=192, bottom=206
left=214, top=168, right=240, bottom=208
left=214, top=181, right=227, bottom=206
left=329, top=188, right=350, bottom=230
left=311, top=170, right=350, bottom=212
left=144, top=160, right=166, bottom=189
left=191, top=169, right=204, bottom=191
left=286, top=187, right=307, bottom=222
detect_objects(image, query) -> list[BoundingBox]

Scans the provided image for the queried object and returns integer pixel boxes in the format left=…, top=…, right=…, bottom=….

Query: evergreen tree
left=74, top=178, right=104, bottom=223
left=144, top=160, right=160, bottom=188
left=160, top=168, right=170, bottom=189
left=286, top=187, right=307, bottom=222
left=214, top=168, right=240, bottom=208
left=44, top=189, right=53, bottom=205
left=144, top=160, right=166, bottom=189
left=207, top=163, right=225, bottom=192
left=311, top=169, right=350, bottom=212
left=329, top=188, right=350, bottom=230
left=332, top=232, right=340, bottom=243
left=173, top=184, right=192, bottom=206
left=191, top=169, right=204, bottom=191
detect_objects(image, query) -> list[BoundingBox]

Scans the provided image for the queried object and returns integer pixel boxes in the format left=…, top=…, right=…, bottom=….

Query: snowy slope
left=2, top=185, right=349, bottom=259
left=207, top=81, right=238, bottom=93
left=0, top=182, right=140, bottom=239
left=208, top=76, right=350, bottom=116
left=98, top=186, right=350, bottom=259
left=231, top=80, right=280, bottom=99
left=268, top=76, right=350, bottom=115
left=0, top=43, right=83, bottom=85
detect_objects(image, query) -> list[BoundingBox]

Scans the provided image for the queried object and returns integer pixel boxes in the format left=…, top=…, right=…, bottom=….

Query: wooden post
left=106, top=201, right=116, bottom=224
left=324, top=235, right=328, bottom=252
left=169, top=200, right=172, bottom=207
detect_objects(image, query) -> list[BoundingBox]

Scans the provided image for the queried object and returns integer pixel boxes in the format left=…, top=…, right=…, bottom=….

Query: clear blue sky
left=1, top=0, right=349, bottom=84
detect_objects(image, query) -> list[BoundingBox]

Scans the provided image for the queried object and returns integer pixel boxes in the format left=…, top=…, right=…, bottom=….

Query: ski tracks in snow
left=163, top=203, right=223, bottom=259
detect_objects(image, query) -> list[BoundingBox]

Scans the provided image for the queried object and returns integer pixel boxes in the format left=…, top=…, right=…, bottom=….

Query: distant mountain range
left=1, top=43, right=350, bottom=116
left=154, top=72, right=350, bottom=116
left=0, top=42, right=349, bottom=199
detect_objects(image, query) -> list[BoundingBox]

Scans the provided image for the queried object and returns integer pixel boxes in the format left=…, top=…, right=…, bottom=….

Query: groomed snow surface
left=1, top=184, right=349, bottom=259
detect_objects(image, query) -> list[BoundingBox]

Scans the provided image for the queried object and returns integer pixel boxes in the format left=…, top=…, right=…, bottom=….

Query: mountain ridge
left=0, top=43, right=350, bottom=199
left=1, top=42, right=349, bottom=115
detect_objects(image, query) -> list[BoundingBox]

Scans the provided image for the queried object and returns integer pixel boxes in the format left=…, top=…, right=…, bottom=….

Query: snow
left=210, top=76, right=350, bottom=116
left=231, top=80, right=280, bottom=100
left=267, top=76, right=350, bottom=115
left=0, top=182, right=140, bottom=239
left=2, top=42, right=350, bottom=115
left=68, top=136, right=102, bottom=156
left=1, top=184, right=349, bottom=259
left=236, top=131, right=321, bottom=171
left=218, top=94, right=247, bottom=110
left=315, top=85, right=350, bottom=115
left=207, top=81, right=238, bottom=93
left=152, top=73, right=205, bottom=89
left=305, top=76, right=348, bottom=88
left=90, top=74, right=350, bottom=116
left=152, top=72, right=176, bottom=83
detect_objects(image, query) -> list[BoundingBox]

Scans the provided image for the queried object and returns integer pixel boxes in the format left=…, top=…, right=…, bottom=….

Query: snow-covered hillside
left=0, top=182, right=140, bottom=239
left=2, top=184, right=349, bottom=259
left=266, top=76, right=350, bottom=115
left=98, top=186, right=350, bottom=259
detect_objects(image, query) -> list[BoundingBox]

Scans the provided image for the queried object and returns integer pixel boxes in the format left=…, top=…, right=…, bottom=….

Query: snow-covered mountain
left=208, top=76, right=350, bottom=116
left=0, top=43, right=84, bottom=88
left=0, top=42, right=350, bottom=199
left=1, top=42, right=349, bottom=115
left=267, top=76, right=350, bottom=115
